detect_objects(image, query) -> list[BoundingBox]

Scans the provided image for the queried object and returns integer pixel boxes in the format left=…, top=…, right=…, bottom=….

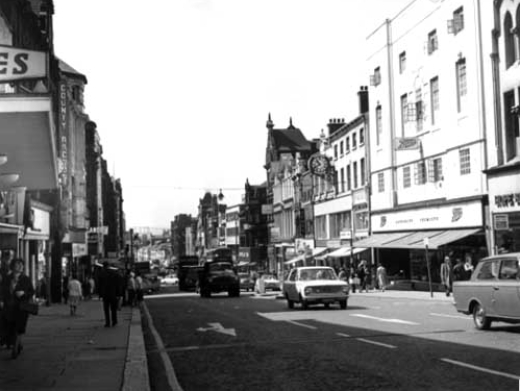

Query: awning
left=327, top=247, right=368, bottom=258
left=284, top=254, right=305, bottom=265
left=0, top=96, right=58, bottom=190
left=353, top=229, right=482, bottom=250
left=312, top=247, right=328, bottom=257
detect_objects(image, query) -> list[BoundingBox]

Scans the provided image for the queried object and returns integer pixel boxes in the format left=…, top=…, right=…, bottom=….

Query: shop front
left=487, top=163, right=520, bottom=254
left=354, top=199, right=488, bottom=290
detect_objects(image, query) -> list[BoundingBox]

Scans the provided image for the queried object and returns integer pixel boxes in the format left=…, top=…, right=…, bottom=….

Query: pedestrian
left=376, top=264, right=388, bottom=292
left=135, top=272, right=144, bottom=304
left=463, top=254, right=474, bottom=280
left=97, top=261, right=122, bottom=327
left=452, top=258, right=465, bottom=282
left=357, top=261, right=369, bottom=293
left=62, top=275, right=69, bottom=304
left=127, top=272, right=136, bottom=307
left=349, top=267, right=358, bottom=293
left=68, top=273, right=83, bottom=316
left=0, top=258, right=35, bottom=359
left=88, top=275, right=96, bottom=299
left=440, top=256, right=453, bottom=297
left=338, top=267, right=347, bottom=282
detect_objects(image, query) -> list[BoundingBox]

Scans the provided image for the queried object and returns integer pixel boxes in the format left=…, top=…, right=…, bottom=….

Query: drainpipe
left=386, top=19, right=398, bottom=208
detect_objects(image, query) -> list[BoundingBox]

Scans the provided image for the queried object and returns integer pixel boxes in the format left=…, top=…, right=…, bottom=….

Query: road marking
left=441, top=358, right=520, bottom=380
left=350, top=314, right=419, bottom=325
left=430, top=313, right=468, bottom=320
left=286, top=320, right=317, bottom=330
left=356, top=338, right=397, bottom=349
left=336, top=332, right=351, bottom=338
left=197, top=322, right=237, bottom=337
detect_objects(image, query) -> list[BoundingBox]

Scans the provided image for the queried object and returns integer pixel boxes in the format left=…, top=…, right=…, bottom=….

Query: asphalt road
left=143, top=289, right=520, bottom=391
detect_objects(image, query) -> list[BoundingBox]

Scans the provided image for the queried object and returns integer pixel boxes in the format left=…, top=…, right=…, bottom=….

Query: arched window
left=504, top=12, right=515, bottom=68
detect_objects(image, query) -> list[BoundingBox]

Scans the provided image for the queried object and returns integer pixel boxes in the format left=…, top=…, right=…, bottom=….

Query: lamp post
left=424, top=237, right=433, bottom=298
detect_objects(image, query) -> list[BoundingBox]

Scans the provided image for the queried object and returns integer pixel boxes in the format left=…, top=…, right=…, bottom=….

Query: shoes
left=112, top=321, right=118, bottom=327
left=104, top=323, right=110, bottom=328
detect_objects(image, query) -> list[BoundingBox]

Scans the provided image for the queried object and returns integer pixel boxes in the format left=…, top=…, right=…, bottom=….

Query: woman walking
left=0, top=258, right=35, bottom=359
left=68, top=274, right=83, bottom=316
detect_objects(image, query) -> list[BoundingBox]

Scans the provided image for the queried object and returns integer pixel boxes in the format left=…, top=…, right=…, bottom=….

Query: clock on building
left=309, top=155, right=330, bottom=176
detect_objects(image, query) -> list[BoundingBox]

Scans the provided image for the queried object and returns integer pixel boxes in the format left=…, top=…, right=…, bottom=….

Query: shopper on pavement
left=440, top=256, right=453, bottom=297
left=68, top=274, right=83, bottom=316
left=98, top=262, right=122, bottom=327
left=135, top=272, right=144, bottom=304
left=376, top=264, right=388, bottom=292
left=127, top=272, right=136, bottom=307
left=0, top=258, right=35, bottom=358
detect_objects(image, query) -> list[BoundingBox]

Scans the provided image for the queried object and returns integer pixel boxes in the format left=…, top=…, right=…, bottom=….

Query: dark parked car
left=453, top=253, right=520, bottom=330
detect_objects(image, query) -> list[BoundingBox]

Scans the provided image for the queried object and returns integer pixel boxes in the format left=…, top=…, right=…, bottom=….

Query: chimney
left=358, top=86, right=369, bottom=114
left=327, top=118, right=346, bottom=137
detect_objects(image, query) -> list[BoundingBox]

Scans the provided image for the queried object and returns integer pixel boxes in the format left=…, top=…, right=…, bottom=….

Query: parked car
left=142, top=273, right=161, bottom=293
left=453, top=253, right=520, bottom=330
left=263, top=274, right=281, bottom=291
left=282, top=266, right=349, bottom=309
left=239, top=272, right=255, bottom=291
left=161, top=274, right=179, bottom=286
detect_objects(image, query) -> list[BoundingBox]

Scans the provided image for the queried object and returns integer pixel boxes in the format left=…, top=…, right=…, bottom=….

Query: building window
left=427, top=30, right=438, bottom=54
left=456, top=58, right=467, bottom=113
left=415, top=88, right=423, bottom=132
left=315, top=215, right=327, bottom=239
left=352, top=132, right=357, bottom=149
left=504, top=90, right=519, bottom=161
left=371, top=67, right=381, bottom=86
left=340, top=141, right=344, bottom=156
left=399, top=51, right=406, bottom=74
left=415, top=161, right=427, bottom=185
left=376, top=105, right=382, bottom=146
left=401, top=94, right=408, bottom=134
left=346, top=136, right=350, bottom=152
left=347, top=165, right=351, bottom=191
left=359, top=128, right=364, bottom=145
left=403, top=166, right=411, bottom=188
left=360, top=158, right=366, bottom=185
left=430, top=77, right=439, bottom=125
left=505, top=12, right=515, bottom=69
left=430, top=157, right=443, bottom=182
left=340, top=168, right=345, bottom=192
left=330, top=212, right=350, bottom=239
left=353, top=162, right=358, bottom=189
left=378, top=172, right=384, bottom=193
left=459, top=148, right=471, bottom=175
left=448, top=7, right=464, bottom=35
left=334, top=144, right=338, bottom=159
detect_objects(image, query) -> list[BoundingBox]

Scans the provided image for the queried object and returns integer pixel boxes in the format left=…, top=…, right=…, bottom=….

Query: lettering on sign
left=59, top=83, right=68, bottom=183
left=0, top=46, right=46, bottom=81
left=495, top=193, right=520, bottom=208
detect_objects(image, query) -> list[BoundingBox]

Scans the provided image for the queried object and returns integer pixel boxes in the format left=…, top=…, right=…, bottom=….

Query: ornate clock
left=309, top=155, right=330, bottom=176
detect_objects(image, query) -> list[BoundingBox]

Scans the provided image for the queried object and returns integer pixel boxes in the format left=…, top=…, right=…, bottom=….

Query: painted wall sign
left=0, top=46, right=46, bottom=81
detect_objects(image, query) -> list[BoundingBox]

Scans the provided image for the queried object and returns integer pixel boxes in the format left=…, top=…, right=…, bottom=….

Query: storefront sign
left=340, top=230, right=352, bottom=240
left=261, top=204, right=273, bottom=215
left=58, top=82, right=68, bottom=185
left=495, top=193, right=520, bottom=209
left=25, top=206, right=50, bottom=238
left=0, top=46, right=46, bottom=81
left=493, top=214, right=509, bottom=231
left=372, top=201, right=483, bottom=232
left=295, top=238, right=314, bottom=255
left=72, top=243, right=88, bottom=257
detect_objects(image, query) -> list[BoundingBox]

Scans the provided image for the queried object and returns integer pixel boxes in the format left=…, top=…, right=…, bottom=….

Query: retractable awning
left=353, top=229, right=482, bottom=250
left=327, top=247, right=368, bottom=258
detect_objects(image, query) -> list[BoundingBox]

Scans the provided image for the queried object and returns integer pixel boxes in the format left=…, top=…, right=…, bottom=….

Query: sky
left=52, top=0, right=412, bottom=229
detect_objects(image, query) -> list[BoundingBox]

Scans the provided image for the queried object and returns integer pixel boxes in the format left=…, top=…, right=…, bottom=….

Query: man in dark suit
left=98, top=261, right=122, bottom=327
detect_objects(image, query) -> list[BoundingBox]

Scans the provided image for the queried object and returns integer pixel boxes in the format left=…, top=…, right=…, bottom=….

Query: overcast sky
left=52, top=0, right=411, bottom=229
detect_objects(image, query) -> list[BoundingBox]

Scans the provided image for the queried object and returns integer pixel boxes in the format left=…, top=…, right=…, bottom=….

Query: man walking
left=440, top=256, right=453, bottom=297
left=98, top=262, right=122, bottom=327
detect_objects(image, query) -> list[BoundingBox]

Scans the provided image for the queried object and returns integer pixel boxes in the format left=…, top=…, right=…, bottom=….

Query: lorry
left=178, top=255, right=200, bottom=291
left=197, top=259, right=240, bottom=298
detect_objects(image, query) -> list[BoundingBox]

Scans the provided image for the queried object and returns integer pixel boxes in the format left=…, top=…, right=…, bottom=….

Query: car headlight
left=304, top=287, right=312, bottom=295
left=342, top=286, right=349, bottom=293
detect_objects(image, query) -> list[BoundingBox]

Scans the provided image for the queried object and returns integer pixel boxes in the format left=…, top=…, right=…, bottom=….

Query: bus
left=202, top=247, right=233, bottom=264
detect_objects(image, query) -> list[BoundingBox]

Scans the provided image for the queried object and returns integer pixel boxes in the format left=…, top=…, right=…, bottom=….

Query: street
left=142, top=290, right=520, bottom=391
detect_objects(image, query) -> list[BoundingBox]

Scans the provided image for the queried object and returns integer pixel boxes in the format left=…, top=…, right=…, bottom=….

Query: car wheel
left=340, top=300, right=347, bottom=309
left=324, top=303, right=330, bottom=309
left=473, top=303, right=491, bottom=330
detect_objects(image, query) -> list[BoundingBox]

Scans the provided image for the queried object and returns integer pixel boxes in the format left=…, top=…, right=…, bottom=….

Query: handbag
left=20, top=300, right=39, bottom=315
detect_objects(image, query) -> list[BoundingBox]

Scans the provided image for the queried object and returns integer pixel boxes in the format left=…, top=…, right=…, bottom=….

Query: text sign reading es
left=0, top=46, right=47, bottom=82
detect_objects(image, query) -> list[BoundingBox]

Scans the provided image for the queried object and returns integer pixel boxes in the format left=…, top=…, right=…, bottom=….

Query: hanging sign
left=0, top=45, right=47, bottom=81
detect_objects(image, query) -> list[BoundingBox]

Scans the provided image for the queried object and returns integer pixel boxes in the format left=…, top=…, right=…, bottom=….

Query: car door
left=473, top=260, right=499, bottom=316
left=493, top=257, right=520, bottom=318
left=284, top=270, right=297, bottom=301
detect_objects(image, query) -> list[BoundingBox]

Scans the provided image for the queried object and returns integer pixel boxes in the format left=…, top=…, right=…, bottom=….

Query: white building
left=359, top=0, right=495, bottom=285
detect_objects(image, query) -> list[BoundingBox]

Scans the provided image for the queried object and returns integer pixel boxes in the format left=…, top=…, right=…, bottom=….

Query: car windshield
left=299, top=268, right=337, bottom=281
left=209, top=262, right=234, bottom=272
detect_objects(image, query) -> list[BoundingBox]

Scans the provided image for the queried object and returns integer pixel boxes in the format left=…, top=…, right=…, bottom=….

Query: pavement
left=0, top=299, right=149, bottom=391
left=0, top=288, right=453, bottom=391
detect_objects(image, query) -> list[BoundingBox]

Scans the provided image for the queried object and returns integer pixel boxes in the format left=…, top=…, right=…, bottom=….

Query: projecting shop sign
left=0, top=45, right=47, bottom=81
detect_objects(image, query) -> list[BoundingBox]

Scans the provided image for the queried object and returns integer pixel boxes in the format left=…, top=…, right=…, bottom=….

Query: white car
left=283, top=266, right=349, bottom=309
left=161, top=274, right=179, bottom=286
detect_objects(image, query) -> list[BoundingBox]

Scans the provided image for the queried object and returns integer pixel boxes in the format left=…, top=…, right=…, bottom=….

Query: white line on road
left=336, top=333, right=351, bottom=338
left=356, top=338, right=397, bottom=349
left=286, top=320, right=317, bottom=330
left=440, top=358, right=520, bottom=380
left=350, top=313, right=420, bottom=325
left=430, top=313, right=468, bottom=320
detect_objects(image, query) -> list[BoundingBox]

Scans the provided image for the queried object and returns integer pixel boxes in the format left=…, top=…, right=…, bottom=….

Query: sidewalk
left=0, top=299, right=149, bottom=391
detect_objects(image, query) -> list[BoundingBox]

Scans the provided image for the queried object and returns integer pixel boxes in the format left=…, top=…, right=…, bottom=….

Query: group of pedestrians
left=440, top=254, right=474, bottom=297
left=338, top=260, right=387, bottom=293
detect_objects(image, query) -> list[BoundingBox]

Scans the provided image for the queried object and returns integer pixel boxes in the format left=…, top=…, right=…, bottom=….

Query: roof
left=57, top=58, right=88, bottom=83
left=271, top=127, right=311, bottom=152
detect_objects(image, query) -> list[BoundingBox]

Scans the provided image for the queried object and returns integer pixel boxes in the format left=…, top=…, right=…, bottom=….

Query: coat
left=1, top=273, right=35, bottom=334
left=440, top=261, right=453, bottom=287
left=98, top=268, right=123, bottom=300
left=376, top=266, right=388, bottom=288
